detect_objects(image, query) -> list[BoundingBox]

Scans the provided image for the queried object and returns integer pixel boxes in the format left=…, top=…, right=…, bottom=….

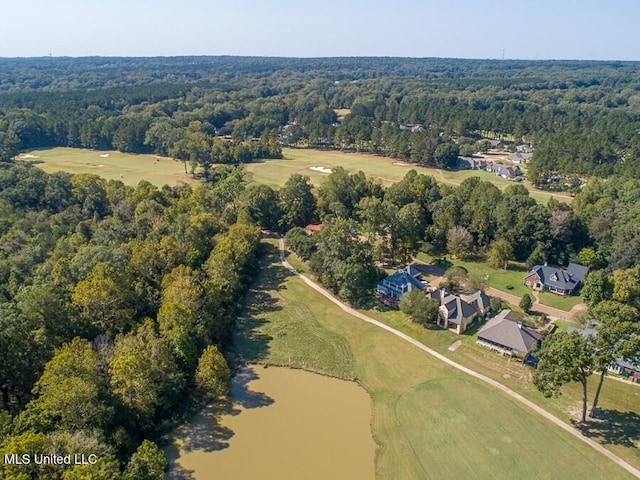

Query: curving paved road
left=485, top=287, right=575, bottom=320
left=276, top=236, right=640, bottom=479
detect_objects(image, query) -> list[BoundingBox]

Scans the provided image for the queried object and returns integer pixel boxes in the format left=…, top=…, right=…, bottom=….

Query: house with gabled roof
left=476, top=309, right=542, bottom=357
left=458, top=156, right=487, bottom=170
left=427, top=288, right=490, bottom=334
left=524, top=262, right=589, bottom=296
left=486, top=163, right=520, bottom=179
left=376, top=265, right=426, bottom=308
left=516, top=144, right=534, bottom=154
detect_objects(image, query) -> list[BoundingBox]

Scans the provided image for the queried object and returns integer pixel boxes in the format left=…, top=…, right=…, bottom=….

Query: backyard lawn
left=234, top=240, right=636, bottom=479
left=538, top=291, right=584, bottom=311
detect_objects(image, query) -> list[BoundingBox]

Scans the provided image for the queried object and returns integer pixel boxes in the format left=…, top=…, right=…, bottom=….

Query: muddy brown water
left=167, top=366, right=375, bottom=480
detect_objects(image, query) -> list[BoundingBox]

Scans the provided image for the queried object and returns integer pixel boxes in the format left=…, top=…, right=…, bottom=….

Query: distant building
left=476, top=309, right=542, bottom=357
left=458, top=156, right=487, bottom=170
left=524, top=263, right=589, bottom=296
left=516, top=144, right=535, bottom=154
left=304, top=224, right=324, bottom=234
left=486, top=163, right=520, bottom=179
left=478, top=139, right=505, bottom=150
left=507, top=152, right=533, bottom=164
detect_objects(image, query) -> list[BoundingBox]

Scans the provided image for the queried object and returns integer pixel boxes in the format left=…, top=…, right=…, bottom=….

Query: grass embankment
left=19, top=148, right=195, bottom=187
left=234, top=240, right=634, bottom=480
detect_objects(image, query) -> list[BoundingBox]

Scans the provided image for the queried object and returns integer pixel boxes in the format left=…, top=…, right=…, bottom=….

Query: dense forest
left=2, top=56, right=640, bottom=183
left=0, top=161, right=263, bottom=478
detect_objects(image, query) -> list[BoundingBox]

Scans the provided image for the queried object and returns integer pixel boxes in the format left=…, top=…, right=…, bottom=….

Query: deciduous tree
left=533, top=331, right=594, bottom=423
left=195, top=345, right=231, bottom=400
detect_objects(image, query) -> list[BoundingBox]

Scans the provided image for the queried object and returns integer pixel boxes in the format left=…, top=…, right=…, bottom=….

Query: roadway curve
left=484, top=286, right=577, bottom=320
left=275, top=235, right=640, bottom=479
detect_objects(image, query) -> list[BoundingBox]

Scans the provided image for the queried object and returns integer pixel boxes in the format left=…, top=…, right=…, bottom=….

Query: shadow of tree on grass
left=233, top=242, right=289, bottom=365
left=577, top=409, right=640, bottom=448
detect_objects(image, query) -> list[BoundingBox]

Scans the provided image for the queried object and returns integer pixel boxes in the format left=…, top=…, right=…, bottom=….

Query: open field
left=19, top=148, right=195, bottom=187
left=246, top=148, right=573, bottom=204
left=234, top=240, right=634, bottom=479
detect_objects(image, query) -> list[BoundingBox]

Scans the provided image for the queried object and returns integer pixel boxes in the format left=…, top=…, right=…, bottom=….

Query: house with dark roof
left=458, top=157, right=487, bottom=170
left=524, top=262, right=589, bottom=296
left=609, top=359, right=640, bottom=383
left=476, top=309, right=542, bottom=357
left=428, top=288, right=490, bottom=334
left=478, top=139, right=505, bottom=150
left=486, top=163, right=520, bottom=179
left=376, top=266, right=426, bottom=308
left=516, top=144, right=535, bottom=154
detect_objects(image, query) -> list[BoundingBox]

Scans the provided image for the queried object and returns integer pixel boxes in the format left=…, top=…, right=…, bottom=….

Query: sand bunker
left=393, top=161, right=410, bottom=166
left=99, top=154, right=110, bottom=158
left=310, top=166, right=333, bottom=174
left=20, top=154, right=40, bottom=159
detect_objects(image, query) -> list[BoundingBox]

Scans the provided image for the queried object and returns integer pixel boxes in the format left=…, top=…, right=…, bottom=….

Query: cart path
left=276, top=236, right=640, bottom=479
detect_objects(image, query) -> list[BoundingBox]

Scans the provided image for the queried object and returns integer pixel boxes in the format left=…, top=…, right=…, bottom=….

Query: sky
left=1, top=0, right=638, bottom=60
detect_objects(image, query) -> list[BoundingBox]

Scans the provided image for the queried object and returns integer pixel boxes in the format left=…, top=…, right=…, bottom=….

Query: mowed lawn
left=361, top=306, right=640, bottom=471
left=246, top=148, right=573, bottom=205
left=20, top=147, right=195, bottom=187
left=235, top=240, right=633, bottom=480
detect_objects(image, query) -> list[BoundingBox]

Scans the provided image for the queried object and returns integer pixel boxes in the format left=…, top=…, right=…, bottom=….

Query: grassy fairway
left=19, top=148, right=195, bottom=187
left=246, top=148, right=573, bottom=204
left=234, top=240, right=633, bottom=480
left=360, top=305, right=640, bottom=471
left=23, top=146, right=571, bottom=205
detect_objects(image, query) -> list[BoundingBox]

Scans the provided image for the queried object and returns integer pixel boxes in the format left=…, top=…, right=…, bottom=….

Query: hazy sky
left=2, top=0, right=638, bottom=60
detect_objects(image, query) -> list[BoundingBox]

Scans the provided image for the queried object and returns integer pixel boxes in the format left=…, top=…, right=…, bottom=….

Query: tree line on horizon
left=1, top=56, right=640, bottom=185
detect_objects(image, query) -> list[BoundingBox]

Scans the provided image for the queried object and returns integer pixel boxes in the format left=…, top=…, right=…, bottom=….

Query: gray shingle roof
left=477, top=310, right=542, bottom=355
left=527, top=263, right=589, bottom=292
left=430, top=288, right=482, bottom=325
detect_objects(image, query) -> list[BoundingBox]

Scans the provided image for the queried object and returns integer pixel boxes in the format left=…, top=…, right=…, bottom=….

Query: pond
left=167, top=366, right=375, bottom=480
